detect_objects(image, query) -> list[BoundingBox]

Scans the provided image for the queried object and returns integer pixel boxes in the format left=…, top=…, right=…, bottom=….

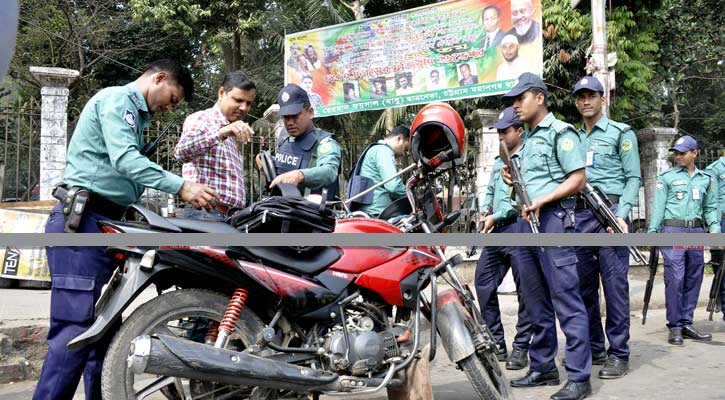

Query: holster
left=52, top=183, right=90, bottom=233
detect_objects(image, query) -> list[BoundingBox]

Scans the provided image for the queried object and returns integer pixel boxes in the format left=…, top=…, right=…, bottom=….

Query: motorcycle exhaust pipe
left=128, top=334, right=339, bottom=392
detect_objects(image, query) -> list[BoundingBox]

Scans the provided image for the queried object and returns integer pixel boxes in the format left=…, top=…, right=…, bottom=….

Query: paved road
left=2, top=266, right=724, bottom=399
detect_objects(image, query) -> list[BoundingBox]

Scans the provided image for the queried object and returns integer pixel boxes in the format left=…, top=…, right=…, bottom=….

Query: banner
left=0, top=209, right=51, bottom=281
left=284, top=0, right=543, bottom=117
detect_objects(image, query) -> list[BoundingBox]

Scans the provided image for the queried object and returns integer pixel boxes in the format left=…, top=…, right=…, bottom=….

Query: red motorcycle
left=68, top=103, right=511, bottom=399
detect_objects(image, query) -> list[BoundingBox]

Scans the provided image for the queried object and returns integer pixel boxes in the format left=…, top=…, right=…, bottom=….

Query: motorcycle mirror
left=434, top=210, right=461, bottom=232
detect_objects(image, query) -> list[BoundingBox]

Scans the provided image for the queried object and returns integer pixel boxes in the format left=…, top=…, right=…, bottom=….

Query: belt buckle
left=685, top=220, right=694, bottom=228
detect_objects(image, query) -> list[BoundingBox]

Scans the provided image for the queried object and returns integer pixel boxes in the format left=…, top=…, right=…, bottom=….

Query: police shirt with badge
left=520, top=112, right=585, bottom=201
left=647, top=166, right=721, bottom=233
left=578, top=115, right=642, bottom=218
left=63, top=83, right=184, bottom=206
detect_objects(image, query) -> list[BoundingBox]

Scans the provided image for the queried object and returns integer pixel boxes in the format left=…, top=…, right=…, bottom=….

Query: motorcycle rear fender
left=435, top=288, right=476, bottom=363
left=67, top=250, right=171, bottom=350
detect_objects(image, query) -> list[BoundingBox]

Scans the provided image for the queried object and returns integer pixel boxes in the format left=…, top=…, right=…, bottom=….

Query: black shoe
left=598, top=357, right=629, bottom=379
left=550, top=380, right=592, bottom=400
left=563, top=350, right=608, bottom=366
left=591, top=350, right=608, bottom=366
left=506, top=348, right=529, bottom=370
left=510, top=369, right=560, bottom=388
left=668, top=328, right=683, bottom=345
left=495, top=344, right=508, bottom=362
left=682, top=325, right=712, bottom=341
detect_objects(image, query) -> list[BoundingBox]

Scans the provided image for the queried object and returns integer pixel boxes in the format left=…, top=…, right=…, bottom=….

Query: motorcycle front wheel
left=101, top=288, right=267, bottom=400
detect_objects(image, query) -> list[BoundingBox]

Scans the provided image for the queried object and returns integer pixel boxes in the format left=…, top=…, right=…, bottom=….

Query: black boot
left=682, top=325, right=712, bottom=341
left=668, top=327, right=683, bottom=345
left=550, top=380, right=592, bottom=400
left=591, top=350, right=608, bottom=366
left=598, top=357, right=629, bottom=379
left=506, top=348, right=529, bottom=370
left=510, top=369, right=560, bottom=388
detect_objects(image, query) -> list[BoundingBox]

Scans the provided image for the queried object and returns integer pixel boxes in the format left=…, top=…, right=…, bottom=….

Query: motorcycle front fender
left=435, top=288, right=476, bottom=363
left=67, top=251, right=171, bottom=350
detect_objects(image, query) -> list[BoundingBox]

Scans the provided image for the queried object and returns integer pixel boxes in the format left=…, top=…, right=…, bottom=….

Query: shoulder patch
left=123, top=109, right=136, bottom=128
left=656, top=181, right=664, bottom=190
left=621, top=140, right=633, bottom=151
left=560, top=138, right=575, bottom=151
left=320, top=136, right=332, bottom=144
left=319, top=142, right=332, bottom=154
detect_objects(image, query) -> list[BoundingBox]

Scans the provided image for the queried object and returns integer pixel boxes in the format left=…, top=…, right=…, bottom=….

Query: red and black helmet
left=409, top=102, right=466, bottom=170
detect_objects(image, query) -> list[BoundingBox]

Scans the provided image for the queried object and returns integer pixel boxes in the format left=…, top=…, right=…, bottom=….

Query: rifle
left=641, top=246, right=659, bottom=325
left=499, top=140, right=539, bottom=233
left=580, top=182, right=648, bottom=265
left=706, top=250, right=725, bottom=320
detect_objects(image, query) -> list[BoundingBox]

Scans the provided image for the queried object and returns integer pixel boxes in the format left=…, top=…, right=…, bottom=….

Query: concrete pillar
left=638, top=127, right=677, bottom=227
left=29, top=67, right=79, bottom=200
left=466, top=109, right=500, bottom=209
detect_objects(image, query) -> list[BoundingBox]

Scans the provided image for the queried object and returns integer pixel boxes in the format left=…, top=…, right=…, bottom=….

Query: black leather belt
left=663, top=219, right=703, bottom=228
left=493, top=216, right=518, bottom=229
left=85, top=192, right=127, bottom=220
left=575, top=193, right=621, bottom=210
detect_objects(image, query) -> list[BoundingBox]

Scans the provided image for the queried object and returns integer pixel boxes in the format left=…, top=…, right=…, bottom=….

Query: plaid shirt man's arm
left=174, top=113, right=225, bottom=163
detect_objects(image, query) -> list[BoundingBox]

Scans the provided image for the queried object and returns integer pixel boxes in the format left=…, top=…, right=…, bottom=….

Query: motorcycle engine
left=325, top=314, right=399, bottom=376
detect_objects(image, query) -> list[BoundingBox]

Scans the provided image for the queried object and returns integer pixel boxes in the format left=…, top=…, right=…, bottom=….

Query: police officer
left=474, top=107, right=533, bottom=370
left=349, top=125, right=410, bottom=217
left=571, top=76, right=641, bottom=379
left=34, top=59, right=218, bottom=400
left=648, top=135, right=721, bottom=345
left=705, top=153, right=725, bottom=320
left=269, top=84, right=342, bottom=201
left=502, top=73, right=592, bottom=400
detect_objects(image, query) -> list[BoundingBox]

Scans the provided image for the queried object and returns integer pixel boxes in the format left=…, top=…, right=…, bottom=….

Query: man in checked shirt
left=175, top=70, right=256, bottom=220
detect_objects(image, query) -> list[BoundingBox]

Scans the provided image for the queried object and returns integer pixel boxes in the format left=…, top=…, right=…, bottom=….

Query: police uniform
left=355, top=138, right=407, bottom=217
left=648, top=136, right=721, bottom=342
left=705, top=156, right=725, bottom=319
left=502, top=74, right=592, bottom=397
left=273, top=84, right=341, bottom=201
left=34, top=83, right=184, bottom=400
left=571, top=77, right=641, bottom=374
left=474, top=108, right=533, bottom=369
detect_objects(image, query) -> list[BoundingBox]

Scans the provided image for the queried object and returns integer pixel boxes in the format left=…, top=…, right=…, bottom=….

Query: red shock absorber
left=215, top=288, right=248, bottom=348
left=204, top=321, right=220, bottom=345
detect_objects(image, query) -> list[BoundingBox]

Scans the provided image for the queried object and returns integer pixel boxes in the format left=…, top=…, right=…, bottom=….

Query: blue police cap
left=573, top=76, right=604, bottom=95
left=277, top=84, right=311, bottom=116
left=502, top=72, right=547, bottom=100
left=670, top=135, right=698, bottom=152
left=492, top=106, right=521, bottom=130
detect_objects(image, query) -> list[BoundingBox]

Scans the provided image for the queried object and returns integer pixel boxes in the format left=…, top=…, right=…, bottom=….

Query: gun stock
left=707, top=251, right=725, bottom=320
left=580, top=182, right=648, bottom=265
left=499, top=140, right=539, bottom=233
left=642, top=246, right=659, bottom=325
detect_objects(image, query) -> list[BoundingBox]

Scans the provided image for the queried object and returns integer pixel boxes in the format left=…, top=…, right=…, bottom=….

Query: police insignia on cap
left=281, top=92, right=290, bottom=103
left=499, top=112, right=504, bottom=120
left=656, top=181, right=664, bottom=190
left=561, top=138, right=574, bottom=151
left=581, top=78, right=589, bottom=85
left=124, top=109, right=136, bottom=128
left=621, top=140, right=632, bottom=151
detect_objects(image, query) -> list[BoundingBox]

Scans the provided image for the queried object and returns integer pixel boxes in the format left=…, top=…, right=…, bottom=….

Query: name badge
left=692, top=187, right=700, bottom=200
left=586, top=151, right=594, bottom=167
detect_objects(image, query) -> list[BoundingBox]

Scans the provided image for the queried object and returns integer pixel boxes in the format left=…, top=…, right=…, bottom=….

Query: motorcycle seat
left=244, top=246, right=342, bottom=275
left=170, top=218, right=240, bottom=233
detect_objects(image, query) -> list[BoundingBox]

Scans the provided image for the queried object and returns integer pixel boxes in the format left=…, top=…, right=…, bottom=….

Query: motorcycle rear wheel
left=459, top=350, right=513, bottom=400
left=101, top=288, right=267, bottom=400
